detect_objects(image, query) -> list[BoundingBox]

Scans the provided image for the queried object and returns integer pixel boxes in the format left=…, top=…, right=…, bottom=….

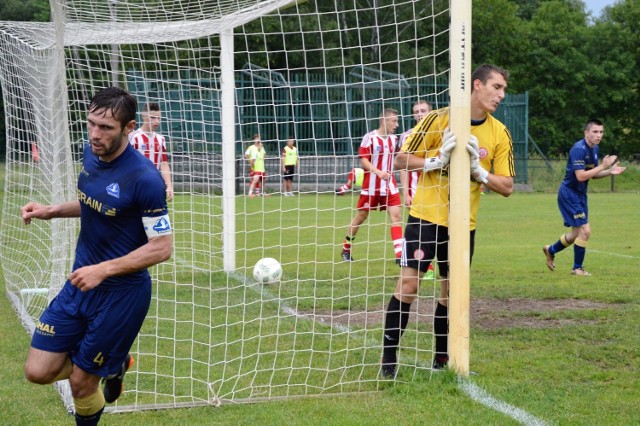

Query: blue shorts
left=558, top=185, right=588, bottom=228
left=31, top=281, right=151, bottom=378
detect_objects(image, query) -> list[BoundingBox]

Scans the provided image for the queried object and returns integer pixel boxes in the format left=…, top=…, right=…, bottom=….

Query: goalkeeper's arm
left=394, top=128, right=456, bottom=172
left=467, top=136, right=513, bottom=197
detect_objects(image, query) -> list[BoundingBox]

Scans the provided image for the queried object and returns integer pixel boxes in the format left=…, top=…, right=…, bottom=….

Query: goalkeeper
left=20, top=87, right=173, bottom=425
left=381, top=64, right=515, bottom=378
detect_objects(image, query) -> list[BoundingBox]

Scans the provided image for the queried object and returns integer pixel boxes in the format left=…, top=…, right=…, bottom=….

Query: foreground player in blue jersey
left=543, top=118, right=625, bottom=276
left=20, top=87, right=173, bottom=425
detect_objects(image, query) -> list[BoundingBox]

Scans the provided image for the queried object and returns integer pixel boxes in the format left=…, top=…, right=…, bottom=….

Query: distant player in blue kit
left=20, top=87, right=173, bottom=425
left=543, top=118, right=625, bottom=276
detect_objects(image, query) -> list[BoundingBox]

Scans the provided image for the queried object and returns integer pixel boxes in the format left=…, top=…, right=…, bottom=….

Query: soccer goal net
left=0, top=0, right=460, bottom=414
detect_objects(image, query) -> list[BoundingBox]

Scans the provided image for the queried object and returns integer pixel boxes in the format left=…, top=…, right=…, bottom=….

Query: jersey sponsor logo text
left=106, top=183, right=120, bottom=198
left=573, top=212, right=586, bottom=219
left=78, top=189, right=103, bottom=213
left=35, top=321, right=55, bottom=336
left=78, top=189, right=118, bottom=216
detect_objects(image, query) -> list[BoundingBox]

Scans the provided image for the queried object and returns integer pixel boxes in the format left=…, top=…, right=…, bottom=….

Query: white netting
left=0, top=0, right=451, bottom=413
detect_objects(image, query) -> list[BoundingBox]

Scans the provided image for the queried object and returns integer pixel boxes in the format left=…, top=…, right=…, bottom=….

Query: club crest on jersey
left=153, top=217, right=172, bottom=234
left=479, top=147, right=489, bottom=159
left=413, top=249, right=425, bottom=261
left=106, top=183, right=120, bottom=198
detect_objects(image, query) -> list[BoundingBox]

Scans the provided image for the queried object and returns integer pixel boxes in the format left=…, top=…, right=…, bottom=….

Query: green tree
left=0, top=0, right=49, bottom=21
left=517, top=1, right=596, bottom=155
left=587, top=0, right=640, bottom=157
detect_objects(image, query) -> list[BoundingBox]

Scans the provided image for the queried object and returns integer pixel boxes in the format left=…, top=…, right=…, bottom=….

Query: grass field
left=2, top=165, right=640, bottom=425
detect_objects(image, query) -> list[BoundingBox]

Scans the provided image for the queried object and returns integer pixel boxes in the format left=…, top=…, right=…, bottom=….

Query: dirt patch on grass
left=298, top=298, right=611, bottom=330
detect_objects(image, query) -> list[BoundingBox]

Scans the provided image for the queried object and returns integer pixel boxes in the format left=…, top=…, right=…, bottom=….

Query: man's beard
left=91, top=133, right=126, bottom=157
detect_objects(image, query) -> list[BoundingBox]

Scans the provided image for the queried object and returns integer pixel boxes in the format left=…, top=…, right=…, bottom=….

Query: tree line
left=0, top=0, right=637, bottom=158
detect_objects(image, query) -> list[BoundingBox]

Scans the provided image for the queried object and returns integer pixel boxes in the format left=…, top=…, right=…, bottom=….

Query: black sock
left=382, top=296, right=412, bottom=362
left=434, top=302, right=448, bottom=358
left=75, top=407, right=104, bottom=426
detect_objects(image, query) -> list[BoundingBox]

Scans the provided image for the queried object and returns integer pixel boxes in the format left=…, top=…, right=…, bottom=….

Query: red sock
left=390, top=225, right=403, bottom=258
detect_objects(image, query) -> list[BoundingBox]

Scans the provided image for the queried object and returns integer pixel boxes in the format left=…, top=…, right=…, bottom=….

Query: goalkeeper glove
left=467, top=135, right=489, bottom=184
left=423, top=128, right=456, bottom=172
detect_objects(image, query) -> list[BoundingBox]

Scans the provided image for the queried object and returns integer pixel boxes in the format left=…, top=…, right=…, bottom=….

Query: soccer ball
left=253, top=258, right=283, bottom=283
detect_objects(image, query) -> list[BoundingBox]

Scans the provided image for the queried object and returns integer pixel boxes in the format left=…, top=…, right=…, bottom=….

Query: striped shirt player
left=397, top=100, right=435, bottom=279
left=381, top=65, right=515, bottom=378
left=398, top=100, right=432, bottom=207
left=542, top=119, right=625, bottom=276
left=129, top=128, right=167, bottom=168
left=21, top=88, right=173, bottom=425
left=398, top=129, right=420, bottom=202
left=129, top=102, right=173, bottom=200
left=341, top=109, right=404, bottom=263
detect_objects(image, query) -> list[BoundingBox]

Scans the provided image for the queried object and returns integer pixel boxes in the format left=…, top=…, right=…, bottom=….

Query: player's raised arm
left=586, top=155, right=625, bottom=180
left=21, top=200, right=81, bottom=224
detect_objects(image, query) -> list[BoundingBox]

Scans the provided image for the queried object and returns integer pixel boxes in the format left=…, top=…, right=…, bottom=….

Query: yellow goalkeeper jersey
left=401, top=107, right=515, bottom=230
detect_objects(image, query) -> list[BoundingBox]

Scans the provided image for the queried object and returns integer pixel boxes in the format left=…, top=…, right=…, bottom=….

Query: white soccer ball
left=253, top=258, right=283, bottom=283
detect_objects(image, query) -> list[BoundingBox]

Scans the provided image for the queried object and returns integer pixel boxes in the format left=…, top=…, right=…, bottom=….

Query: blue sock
left=573, top=239, right=587, bottom=269
left=75, top=408, right=104, bottom=426
left=550, top=234, right=571, bottom=255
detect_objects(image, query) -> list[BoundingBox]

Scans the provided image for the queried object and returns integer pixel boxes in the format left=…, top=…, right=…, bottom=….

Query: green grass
left=2, top=163, right=640, bottom=424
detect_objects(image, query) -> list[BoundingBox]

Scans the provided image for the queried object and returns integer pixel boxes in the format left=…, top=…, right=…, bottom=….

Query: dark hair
left=471, top=64, right=509, bottom=91
left=143, top=102, right=161, bottom=113
left=89, top=87, right=136, bottom=129
left=585, top=118, right=603, bottom=131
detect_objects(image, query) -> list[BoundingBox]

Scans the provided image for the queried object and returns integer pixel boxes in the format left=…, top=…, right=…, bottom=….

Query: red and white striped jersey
left=129, top=129, right=168, bottom=170
left=358, top=130, right=399, bottom=196
left=399, top=128, right=421, bottom=199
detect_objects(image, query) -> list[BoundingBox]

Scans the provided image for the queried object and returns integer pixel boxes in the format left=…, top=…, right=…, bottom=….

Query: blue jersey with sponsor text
left=560, top=139, right=599, bottom=195
left=74, top=143, right=168, bottom=290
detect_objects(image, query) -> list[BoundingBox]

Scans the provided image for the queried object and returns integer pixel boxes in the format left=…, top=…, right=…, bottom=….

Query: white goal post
left=0, top=0, right=471, bottom=414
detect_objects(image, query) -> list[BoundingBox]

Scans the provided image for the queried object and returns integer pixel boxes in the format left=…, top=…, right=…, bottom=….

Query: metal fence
left=172, top=153, right=363, bottom=194
left=129, top=66, right=530, bottom=184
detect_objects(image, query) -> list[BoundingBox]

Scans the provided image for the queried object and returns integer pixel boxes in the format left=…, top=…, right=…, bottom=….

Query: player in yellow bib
left=245, top=134, right=263, bottom=196
left=248, top=140, right=267, bottom=197
left=281, top=138, right=299, bottom=196
left=380, top=64, right=515, bottom=378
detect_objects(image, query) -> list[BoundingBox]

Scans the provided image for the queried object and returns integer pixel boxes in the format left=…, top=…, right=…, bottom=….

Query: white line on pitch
left=588, top=249, right=640, bottom=260
left=174, top=254, right=551, bottom=425
left=458, top=379, right=550, bottom=426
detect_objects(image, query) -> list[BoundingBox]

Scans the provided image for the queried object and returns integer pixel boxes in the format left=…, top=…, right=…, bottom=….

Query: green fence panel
left=127, top=71, right=529, bottom=183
